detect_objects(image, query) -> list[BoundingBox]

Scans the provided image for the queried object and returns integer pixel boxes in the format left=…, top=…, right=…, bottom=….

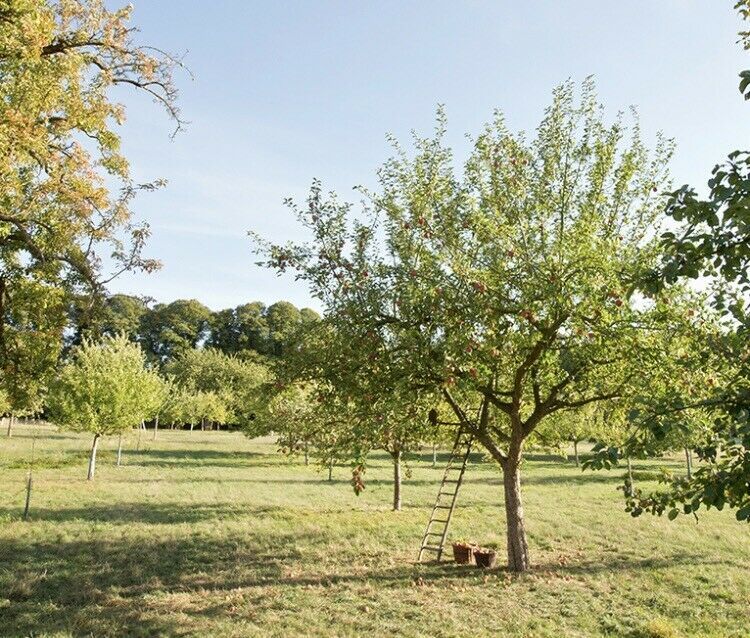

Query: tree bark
left=626, top=456, right=634, bottom=496
left=88, top=434, right=100, bottom=480
left=23, top=470, right=32, bottom=521
left=117, top=433, right=123, bottom=466
left=503, top=460, right=530, bottom=572
left=392, top=449, right=402, bottom=511
left=573, top=439, right=580, bottom=467
left=153, top=416, right=159, bottom=441
left=685, top=447, right=693, bottom=479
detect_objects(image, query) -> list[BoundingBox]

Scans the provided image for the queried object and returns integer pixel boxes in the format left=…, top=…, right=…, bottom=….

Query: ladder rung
left=418, top=432, right=473, bottom=564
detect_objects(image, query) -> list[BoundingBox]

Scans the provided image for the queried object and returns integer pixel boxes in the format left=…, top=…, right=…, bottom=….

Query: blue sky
left=108, top=1, right=749, bottom=311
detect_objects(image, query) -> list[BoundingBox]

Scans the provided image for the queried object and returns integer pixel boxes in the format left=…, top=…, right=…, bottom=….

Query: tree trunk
left=503, top=461, right=530, bottom=572
left=190, top=421, right=194, bottom=431
left=6, top=414, right=13, bottom=438
left=626, top=456, right=634, bottom=496
left=432, top=442, right=437, bottom=468
left=392, top=449, right=402, bottom=511
left=117, top=434, right=123, bottom=466
left=573, top=440, right=580, bottom=467
left=304, top=440, right=309, bottom=466
left=685, top=447, right=693, bottom=479
left=88, top=434, right=100, bottom=480
left=201, top=417, right=205, bottom=431
left=328, top=460, right=333, bottom=482
left=153, top=416, right=159, bottom=441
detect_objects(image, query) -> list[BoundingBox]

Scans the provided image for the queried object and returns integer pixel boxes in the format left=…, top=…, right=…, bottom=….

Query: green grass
left=1, top=423, right=749, bottom=637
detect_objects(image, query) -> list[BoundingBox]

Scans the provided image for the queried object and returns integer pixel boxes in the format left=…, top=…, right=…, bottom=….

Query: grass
left=1, top=423, right=749, bottom=637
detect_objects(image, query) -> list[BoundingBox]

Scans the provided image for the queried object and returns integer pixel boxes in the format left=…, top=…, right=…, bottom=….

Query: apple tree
left=48, top=334, right=162, bottom=479
left=254, top=81, right=683, bottom=570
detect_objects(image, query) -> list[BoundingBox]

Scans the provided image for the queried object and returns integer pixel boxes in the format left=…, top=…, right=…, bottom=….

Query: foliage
left=256, top=382, right=317, bottom=454
left=0, top=278, right=66, bottom=415
left=140, top=299, right=212, bottom=364
left=48, top=334, right=159, bottom=437
left=610, top=4, right=750, bottom=523
left=0, top=0, right=182, bottom=400
left=98, top=294, right=150, bottom=342
left=208, top=301, right=269, bottom=355
left=165, top=347, right=269, bottom=426
left=254, top=80, right=684, bottom=568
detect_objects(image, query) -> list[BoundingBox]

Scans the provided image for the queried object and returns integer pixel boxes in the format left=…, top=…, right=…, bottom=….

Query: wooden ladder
left=417, top=428, right=474, bottom=563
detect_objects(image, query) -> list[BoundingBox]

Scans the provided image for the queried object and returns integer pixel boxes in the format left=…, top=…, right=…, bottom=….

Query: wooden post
left=23, top=471, right=32, bottom=521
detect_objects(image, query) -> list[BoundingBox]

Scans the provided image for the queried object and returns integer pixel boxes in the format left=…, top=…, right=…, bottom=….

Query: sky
left=107, top=1, right=750, bottom=312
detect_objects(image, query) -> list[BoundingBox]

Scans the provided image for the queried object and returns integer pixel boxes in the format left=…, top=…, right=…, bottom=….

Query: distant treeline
left=70, top=295, right=320, bottom=365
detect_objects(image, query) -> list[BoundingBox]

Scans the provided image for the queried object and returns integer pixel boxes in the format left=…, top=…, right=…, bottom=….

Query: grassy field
left=1, top=423, right=749, bottom=638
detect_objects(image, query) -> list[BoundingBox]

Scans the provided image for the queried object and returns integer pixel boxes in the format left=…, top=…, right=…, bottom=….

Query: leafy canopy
left=48, top=333, right=161, bottom=436
left=255, top=80, right=678, bottom=471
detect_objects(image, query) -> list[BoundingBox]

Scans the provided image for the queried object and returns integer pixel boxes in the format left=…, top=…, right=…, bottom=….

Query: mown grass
left=1, top=423, right=749, bottom=637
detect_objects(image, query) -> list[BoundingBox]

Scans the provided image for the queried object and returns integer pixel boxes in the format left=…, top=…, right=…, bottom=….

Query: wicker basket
left=473, top=548, right=497, bottom=569
left=452, top=542, right=476, bottom=565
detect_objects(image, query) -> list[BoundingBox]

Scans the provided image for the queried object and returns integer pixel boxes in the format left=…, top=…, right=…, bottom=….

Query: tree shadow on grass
left=0, top=502, right=290, bottom=525
left=123, top=448, right=273, bottom=469
left=0, top=526, right=731, bottom=637
left=0, top=532, right=303, bottom=637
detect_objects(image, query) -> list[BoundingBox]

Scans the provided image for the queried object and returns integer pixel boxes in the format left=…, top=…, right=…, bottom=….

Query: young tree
left=254, top=81, right=681, bottom=570
left=535, top=405, right=600, bottom=467
left=165, top=347, right=269, bottom=426
left=257, top=382, right=318, bottom=463
left=48, top=334, right=161, bottom=479
left=160, top=387, right=192, bottom=431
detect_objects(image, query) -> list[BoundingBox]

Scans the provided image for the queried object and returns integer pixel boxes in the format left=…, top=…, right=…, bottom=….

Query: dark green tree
left=265, top=301, right=302, bottom=357
left=208, top=301, right=269, bottom=354
left=140, top=299, right=212, bottom=364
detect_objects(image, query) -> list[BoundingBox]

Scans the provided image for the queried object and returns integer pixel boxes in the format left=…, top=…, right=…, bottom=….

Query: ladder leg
left=418, top=427, right=475, bottom=563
